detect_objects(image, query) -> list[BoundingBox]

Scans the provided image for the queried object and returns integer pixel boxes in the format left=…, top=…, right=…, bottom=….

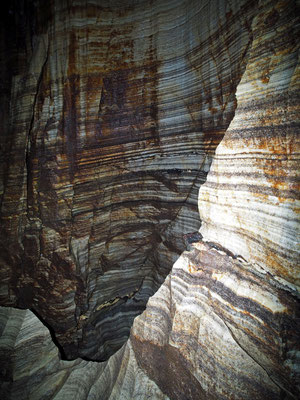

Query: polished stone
left=0, top=0, right=258, bottom=360
left=0, top=0, right=299, bottom=398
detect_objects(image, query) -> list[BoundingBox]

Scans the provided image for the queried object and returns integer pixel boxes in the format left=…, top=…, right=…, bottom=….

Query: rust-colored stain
left=2, top=0, right=299, bottom=365
left=261, top=74, right=270, bottom=84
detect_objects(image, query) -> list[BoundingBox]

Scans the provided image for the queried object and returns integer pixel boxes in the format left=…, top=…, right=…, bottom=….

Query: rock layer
left=131, top=240, right=300, bottom=399
left=0, top=0, right=257, bottom=359
left=1, top=239, right=299, bottom=399
left=0, top=0, right=299, bottom=399
left=0, top=306, right=167, bottom=400
left=198, top=0, right=300, bottom=291
left=128, top=1, right=300, bottom=398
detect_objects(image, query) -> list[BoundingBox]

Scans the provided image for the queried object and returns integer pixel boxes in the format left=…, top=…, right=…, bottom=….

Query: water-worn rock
left=0, top=0, right=299, bottom=399
left=131, top=240, right=300, bottom=399
left=129, top=1, right=299, bottom=397
left=0, top=306, right=167, bottom=400
left=0, top=0, right=257, bottom=360
left=198, top=0, right=300, bottom=291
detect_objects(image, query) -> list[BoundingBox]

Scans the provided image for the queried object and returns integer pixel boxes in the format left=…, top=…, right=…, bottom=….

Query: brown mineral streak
left=132, top=336, right=208, bottom=400
left=0, top=2, right=299, bottom=396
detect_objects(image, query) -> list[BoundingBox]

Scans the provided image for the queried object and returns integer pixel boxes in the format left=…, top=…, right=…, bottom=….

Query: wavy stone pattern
left=0, top=0, right=299, bottom=399
left=198, top=0, right=300, bottom=290
left=0, top=0, right=257, bottom=360
left=0, top=306, right=167, bottom=400
left=1, top=241, right=299, bottom=399
left=128, top=1, right=299, bottom=399
left=131, top=240, right=300, bottom=400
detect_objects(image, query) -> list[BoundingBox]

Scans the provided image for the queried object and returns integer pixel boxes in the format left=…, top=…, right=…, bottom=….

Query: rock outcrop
left=198, top=0, right=300, bottom=291
left=0, top=0, right=299, bottom=399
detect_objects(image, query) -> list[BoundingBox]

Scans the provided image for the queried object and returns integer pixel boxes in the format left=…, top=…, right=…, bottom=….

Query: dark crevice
left=30, top=308, right=68, bottom=360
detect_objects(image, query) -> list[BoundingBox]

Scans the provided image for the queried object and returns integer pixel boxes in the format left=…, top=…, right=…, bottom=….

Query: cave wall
left=199, top=0, right=300, bottom=289
left=128, top=1, right=300, bottom=398
left=0, top=0, right=299, bottom=399
left=0, top=0, right=257, bottom=360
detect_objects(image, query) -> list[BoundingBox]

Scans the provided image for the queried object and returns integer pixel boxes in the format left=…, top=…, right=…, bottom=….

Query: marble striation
left=0, top=0, right=257, bottom=360
left=128, top=0, right=300, bottom=398
left=0, top=0, right=299, bottom=399
left=0, top=306, right=167, bottom=400
left=198, top=0, right=300, bottom=291
left=130, top=241, right=300, bottom=399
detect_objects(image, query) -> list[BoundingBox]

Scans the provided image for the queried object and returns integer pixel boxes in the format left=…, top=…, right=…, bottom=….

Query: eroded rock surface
left=131, top=241, right=300, bottom=399
left=198, top=0, right=300, bottom=291
left=0, top=306, right=167, bottom=400
left=0, top=0, right=299, bottom=399
left=0, top=0, right=257, bottom=360
left=129, top=1, right=300, bottom=398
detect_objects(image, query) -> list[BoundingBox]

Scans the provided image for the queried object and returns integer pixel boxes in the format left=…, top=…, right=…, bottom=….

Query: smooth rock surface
left=130, top=240, right=300, bottom=399
left=0, top=306, right=167, bottom=400
left=1, top=239, right=299, bottom=399
left=0, top=0, right=299, bottom=399
left=0, top=0, right=257, bottom=360
left=198, top=0, right=300, bottom=290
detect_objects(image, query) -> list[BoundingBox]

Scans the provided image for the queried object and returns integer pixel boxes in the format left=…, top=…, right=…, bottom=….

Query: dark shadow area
left=30, top=308, right=69, bottom=360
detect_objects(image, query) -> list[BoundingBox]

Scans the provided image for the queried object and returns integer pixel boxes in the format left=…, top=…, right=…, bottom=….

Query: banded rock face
left=129, top=2, right=300, bottom=398
left=128, top=1, right=300, bottom=398
left=0, top=0, right=257, bottom=360
left=0, top=0, right=299, bottom=399
left=198, top=0, right=300, bottom=290
left=130, top=240, right=300, bottom=400
left=0, top=306, right=167, bottom=400
left=1, top=241, right=299, bottom=399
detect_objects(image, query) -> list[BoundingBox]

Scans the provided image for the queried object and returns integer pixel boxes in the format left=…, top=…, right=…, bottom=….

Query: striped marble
left=130, top=240, right=300, bottom=399
left=198, top=0, right=300, bottom=290
left=131, top=1, right=299, bottom=398
left=0, top=306, right=167, bottom=400
left=0, top=0, right=257, bottom=359
left=0, top=0, right=299, bottom=398
left=1, top=240, right=299, bottom=399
